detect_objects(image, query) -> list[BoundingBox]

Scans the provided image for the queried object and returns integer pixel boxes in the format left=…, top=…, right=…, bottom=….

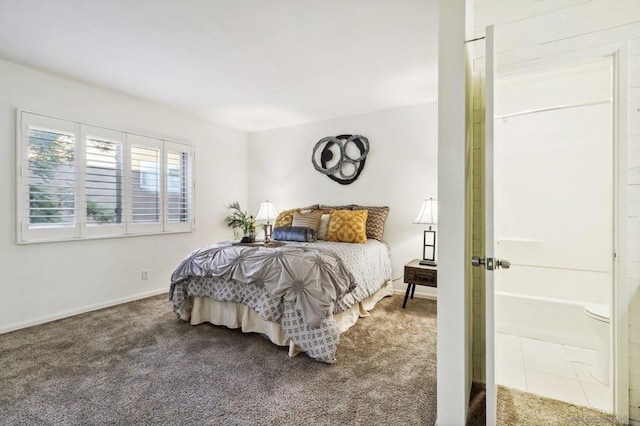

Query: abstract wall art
left=311, top=134, right=369, bottom=185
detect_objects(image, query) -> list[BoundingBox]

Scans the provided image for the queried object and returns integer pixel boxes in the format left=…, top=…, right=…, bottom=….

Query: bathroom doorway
left=493, top=59, right=614, bottom=412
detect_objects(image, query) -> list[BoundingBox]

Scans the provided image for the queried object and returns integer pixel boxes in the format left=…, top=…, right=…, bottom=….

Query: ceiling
left=0, top=0, right=438, bottom=132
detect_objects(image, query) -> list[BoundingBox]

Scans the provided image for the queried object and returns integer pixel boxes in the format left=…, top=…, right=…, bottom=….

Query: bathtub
left=495, top=291, right=598, bottom=349
left=494, top=263, right=610, bottom=350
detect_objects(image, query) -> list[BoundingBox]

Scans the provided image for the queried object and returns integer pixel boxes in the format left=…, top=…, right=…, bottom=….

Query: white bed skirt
left=190, top=280, right=394, bottom=357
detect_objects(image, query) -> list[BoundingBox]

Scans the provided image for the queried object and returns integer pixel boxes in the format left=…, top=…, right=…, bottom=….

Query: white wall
left=0, top=59, right=248, bottom=332
left=437, top=0, right=473, bottom=423
left=495, top=62, right=613, bottom=305
left=247, top=103, right=438, bottom=294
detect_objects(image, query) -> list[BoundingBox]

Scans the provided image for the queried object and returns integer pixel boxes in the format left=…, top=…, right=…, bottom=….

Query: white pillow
left=317, top=214, right=330, bottom=240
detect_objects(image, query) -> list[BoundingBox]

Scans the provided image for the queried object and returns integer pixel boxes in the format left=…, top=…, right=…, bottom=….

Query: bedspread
left=170, top=240, right=392, bottom=363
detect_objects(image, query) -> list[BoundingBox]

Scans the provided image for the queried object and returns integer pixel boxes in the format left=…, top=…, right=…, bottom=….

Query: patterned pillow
left=352, top=205, right=390, bottom=241
left=292, top=211, right=322, bottom=232
left=273, top=205, right=319, bottom=228
left=274, top=208, right=298, bottom=228
left=300, top=204, right=320, bottom=211
left=319, top=204, right=354, bottom=211
left=326, top=210, right=368, bottom=244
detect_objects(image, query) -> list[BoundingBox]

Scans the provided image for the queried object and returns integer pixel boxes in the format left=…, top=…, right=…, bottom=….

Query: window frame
left=16, top=110, right=195, bottom=244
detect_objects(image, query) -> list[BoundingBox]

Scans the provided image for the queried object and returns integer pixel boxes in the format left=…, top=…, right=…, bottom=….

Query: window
left=28, top=127, right=76, bottom=227
left=128, top=134, right=162, bottom=233
left=165, top=142, right=194, bottom=231
left=84, top=126, right=125, bottom=237
left=17, top=111, right=195, bottom=243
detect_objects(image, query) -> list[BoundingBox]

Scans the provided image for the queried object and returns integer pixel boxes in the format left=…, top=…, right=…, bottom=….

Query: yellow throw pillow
left=274, top=208, right=298, bottom=228
left=327, top=209, right=368, bottom=243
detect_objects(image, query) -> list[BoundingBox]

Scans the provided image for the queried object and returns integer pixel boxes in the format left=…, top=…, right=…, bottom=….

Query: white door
left=483, top=25, right=498, bottom=426
left=470, top=25, right=503, bottom=426
left=478, top=26, right=618, bottom=423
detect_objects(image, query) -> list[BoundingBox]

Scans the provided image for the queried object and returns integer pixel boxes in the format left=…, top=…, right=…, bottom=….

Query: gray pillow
left=272, top=226, right=317, bottom=242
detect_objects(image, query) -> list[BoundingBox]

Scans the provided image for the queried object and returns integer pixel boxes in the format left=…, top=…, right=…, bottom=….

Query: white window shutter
left=83, top=125, right=125, bottom=237
left=127, top=134, right=163, bottom=234
left=18, top=112, right=78, bottom=243
left=164, top=141, right=194, bottom=232
left=17, top=110, right=194, bottom=243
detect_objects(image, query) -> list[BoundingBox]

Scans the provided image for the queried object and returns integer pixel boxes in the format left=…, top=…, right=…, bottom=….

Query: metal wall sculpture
left=311, top=134, right=369, bottom=185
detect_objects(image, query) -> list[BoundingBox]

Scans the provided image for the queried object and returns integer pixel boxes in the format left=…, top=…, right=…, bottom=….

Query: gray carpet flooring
left=467, top=376, right=619, bottom=425
left=0, top=294, right=437, bottom=425
left=1, top=293, right=619, bottom=425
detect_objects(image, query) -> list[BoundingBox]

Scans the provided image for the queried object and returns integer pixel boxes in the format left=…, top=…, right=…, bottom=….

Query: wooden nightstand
left=403, top=259, right=437, bottom=308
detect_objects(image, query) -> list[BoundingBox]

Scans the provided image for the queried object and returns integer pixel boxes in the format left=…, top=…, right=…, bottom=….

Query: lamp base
left=421, top=229, right=437, bottom=267
left=263, top=223, right=273, bottom=244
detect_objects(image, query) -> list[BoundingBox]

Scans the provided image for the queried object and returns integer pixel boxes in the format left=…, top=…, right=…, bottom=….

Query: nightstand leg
left=403, top=284, right=413, bottom=308
left=411, top=283, right=416, bottom=300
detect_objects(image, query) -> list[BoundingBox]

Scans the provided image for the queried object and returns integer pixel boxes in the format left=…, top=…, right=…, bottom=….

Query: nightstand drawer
left=405, top=266, right=437, bottom=286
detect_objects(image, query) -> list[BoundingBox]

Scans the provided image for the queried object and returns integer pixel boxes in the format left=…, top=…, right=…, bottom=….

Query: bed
left=169, top=205, right=392, bottom=363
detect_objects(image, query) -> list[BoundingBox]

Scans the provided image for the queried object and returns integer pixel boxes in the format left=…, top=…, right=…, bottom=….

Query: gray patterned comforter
left=170, top=240, right=392, bottom=363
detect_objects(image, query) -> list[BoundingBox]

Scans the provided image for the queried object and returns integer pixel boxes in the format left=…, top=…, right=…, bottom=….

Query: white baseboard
left=393, top=288, right=438, bottom=300
left=0, top=288, right=167, bottom=334
left=3, top=287, right=437, bottom=335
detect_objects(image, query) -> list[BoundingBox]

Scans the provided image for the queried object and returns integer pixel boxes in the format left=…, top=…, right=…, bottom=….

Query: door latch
left=471, top=256, right=510, bottom=270
left=471, top=256, right=484, bottom=267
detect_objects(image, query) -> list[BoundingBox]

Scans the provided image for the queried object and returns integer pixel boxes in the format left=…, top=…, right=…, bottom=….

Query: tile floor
left=495, top=333, right=611, bottom=412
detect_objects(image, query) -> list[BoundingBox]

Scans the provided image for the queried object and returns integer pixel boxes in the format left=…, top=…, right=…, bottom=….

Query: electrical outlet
left=141, top=270, right=149, bottom=280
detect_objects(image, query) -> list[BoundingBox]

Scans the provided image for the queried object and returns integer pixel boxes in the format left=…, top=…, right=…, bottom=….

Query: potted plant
left=225, top=201, right=255, bottom=241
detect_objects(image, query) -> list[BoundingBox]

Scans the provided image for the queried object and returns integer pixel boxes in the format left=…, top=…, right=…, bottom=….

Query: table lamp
left=413, top=197, right=438, bottom=266
left=255, top=200, right=278, bottom=243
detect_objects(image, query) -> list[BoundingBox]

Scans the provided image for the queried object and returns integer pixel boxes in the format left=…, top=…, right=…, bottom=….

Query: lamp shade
left=413, top=198, right=438, bottom=225
left=255, top=200, right=278, bottom=223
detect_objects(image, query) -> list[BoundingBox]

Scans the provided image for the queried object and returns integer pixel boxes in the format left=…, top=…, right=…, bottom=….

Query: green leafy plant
left=28, top=130, right=75, bottom=224
left=225, top=201, right=255, bottom=235
left=86, top=200, right=117, bottom=223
